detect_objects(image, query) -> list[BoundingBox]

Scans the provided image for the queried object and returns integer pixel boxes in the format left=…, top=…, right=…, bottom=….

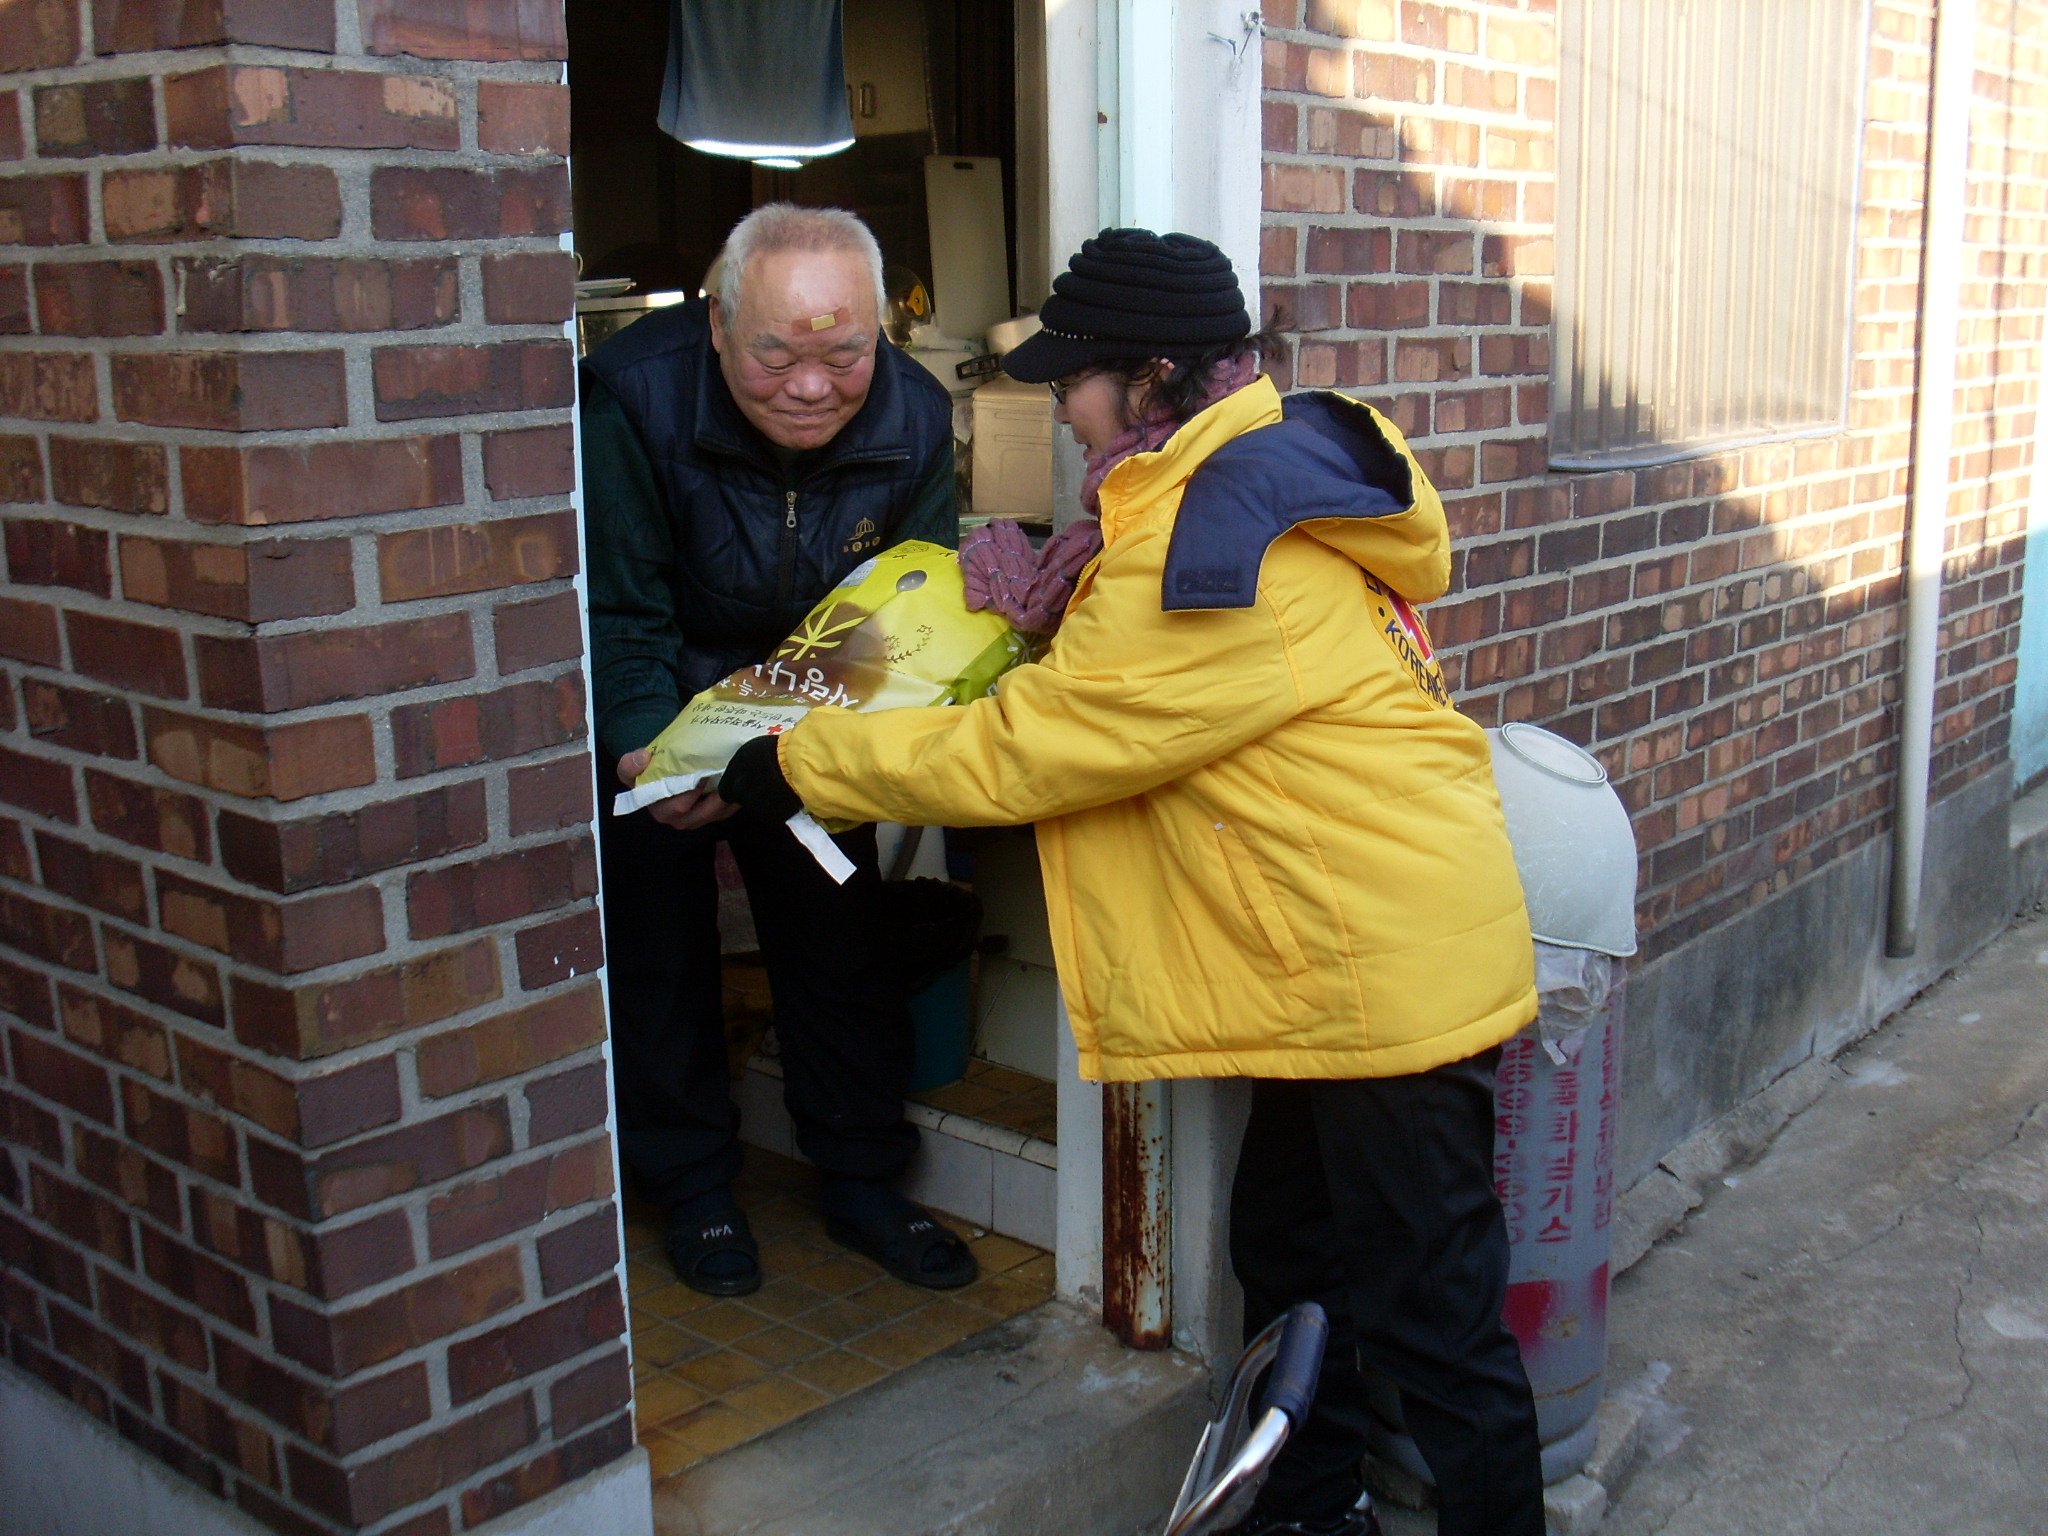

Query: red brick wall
left=0, top=3, right=625, bottom=1532
left=1260, top=0, right=2044, bottom=962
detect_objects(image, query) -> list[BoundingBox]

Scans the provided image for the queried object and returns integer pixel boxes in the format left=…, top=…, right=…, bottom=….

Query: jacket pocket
left=1213, top=820, right=1310, bottom=975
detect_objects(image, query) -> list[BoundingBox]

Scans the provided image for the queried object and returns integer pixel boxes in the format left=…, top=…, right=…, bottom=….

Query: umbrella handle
left=1256, top=1303, right=1328, bottom=1427
left=1161, top=1304, right=1328, bottom=1536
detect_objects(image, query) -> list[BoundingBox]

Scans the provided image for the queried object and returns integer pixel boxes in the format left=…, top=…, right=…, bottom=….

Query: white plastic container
left=924, top=155, right=1008, bottom=341
left=971, top=378, right=1053, bottom=517
left=1485, top=722, right=1639, bottom=958
left=986, top=313, right=1042, bottom=356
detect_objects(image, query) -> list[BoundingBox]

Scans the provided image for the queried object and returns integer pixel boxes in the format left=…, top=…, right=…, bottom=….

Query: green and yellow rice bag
left=613, top=540, right=1029, bottom=819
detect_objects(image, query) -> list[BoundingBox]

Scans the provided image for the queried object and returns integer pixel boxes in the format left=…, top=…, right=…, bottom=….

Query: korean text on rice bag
left=613, top=540, right=1029, bottom=817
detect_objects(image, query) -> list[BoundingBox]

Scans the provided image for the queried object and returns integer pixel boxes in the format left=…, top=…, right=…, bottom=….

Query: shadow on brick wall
left=1256, top=0, right=2034, bottom=965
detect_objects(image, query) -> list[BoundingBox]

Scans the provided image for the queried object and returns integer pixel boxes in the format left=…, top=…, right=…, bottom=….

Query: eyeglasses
left=1050, top=362, right=1174, bottom=404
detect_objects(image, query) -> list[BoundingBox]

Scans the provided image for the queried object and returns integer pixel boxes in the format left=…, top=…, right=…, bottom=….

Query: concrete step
left=735, top=1060, right=1057, bottom=1250
left=654, top=1301, right=1210, bottom=1536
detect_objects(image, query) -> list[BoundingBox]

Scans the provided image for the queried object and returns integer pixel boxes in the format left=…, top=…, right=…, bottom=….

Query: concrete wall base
left=0, top=1358, right=653, bottom=1536
left=1617, top=766, right=2014, bottom=1188
left=2011, top=776, right=2048, bottom=914
left=0, top=1359, right=275, bottom=1536
left=465, top=1445, right=653, bottom=1536
left=1610, top=769, right=2037, bottom=1274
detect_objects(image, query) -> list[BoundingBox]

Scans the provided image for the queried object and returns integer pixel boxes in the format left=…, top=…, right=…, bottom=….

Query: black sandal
left=822, top=1184, right=978, bottom=1290
left=666, top=1202, right=762, bottom=1297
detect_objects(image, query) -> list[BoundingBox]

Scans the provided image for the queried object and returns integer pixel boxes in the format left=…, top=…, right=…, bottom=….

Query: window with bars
left=1550, top=0, right=1867, bottom=469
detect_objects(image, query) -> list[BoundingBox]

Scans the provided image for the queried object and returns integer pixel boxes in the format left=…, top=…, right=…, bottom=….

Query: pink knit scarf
left=1077, top=355, right=1261, bottom=518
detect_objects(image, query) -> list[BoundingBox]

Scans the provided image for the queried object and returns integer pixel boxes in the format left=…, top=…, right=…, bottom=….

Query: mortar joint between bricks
left=210, top=45, right=469, bottom=85
left=3, top=53, right=234, bottom=95
left=366, top=717, right=402, bottom=804
left=337, top=345, right=382, bottom=440
left=8, top=582, right=263, bottom=642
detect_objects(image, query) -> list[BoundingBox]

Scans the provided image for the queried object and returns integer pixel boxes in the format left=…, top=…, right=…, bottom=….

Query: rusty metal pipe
left=1102, top=1078, right=1173, bottom=1349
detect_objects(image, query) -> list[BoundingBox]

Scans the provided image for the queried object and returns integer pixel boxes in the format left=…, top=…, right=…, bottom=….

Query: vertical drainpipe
left=1888, top=0, right=1975, bottom=957
left=1096, top=0, right=1178, bottom=1351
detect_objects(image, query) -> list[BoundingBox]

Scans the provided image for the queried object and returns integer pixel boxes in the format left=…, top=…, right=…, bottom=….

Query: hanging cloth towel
left=658, top=0, right=856, bottom=162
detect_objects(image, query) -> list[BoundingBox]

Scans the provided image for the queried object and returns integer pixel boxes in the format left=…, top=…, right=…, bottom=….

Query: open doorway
left=564, top=0, right=1067, bottom=1481
left=568, top=0, right=1019, bottom=318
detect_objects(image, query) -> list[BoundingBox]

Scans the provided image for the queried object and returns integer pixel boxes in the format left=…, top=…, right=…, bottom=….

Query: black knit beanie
left=1000, top=228, right=1251, bottom=384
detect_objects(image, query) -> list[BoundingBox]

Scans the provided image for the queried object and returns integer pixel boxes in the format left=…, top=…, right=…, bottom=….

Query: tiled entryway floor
left=626, top=1148, right=1054, bottom=1479
left=909, top=1056, right=1058, bottom=1143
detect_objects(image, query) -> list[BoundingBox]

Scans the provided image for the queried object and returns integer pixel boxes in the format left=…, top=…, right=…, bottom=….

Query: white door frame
left=1039, top=0, right=1264, bottom=1367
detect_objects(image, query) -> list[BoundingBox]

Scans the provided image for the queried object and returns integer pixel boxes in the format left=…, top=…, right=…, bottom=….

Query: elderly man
left=581, top=203, right=969, bottom=1297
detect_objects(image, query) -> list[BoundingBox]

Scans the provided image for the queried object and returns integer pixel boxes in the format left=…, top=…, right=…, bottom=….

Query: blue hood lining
left=1161, top=392, right=1413, bottom=611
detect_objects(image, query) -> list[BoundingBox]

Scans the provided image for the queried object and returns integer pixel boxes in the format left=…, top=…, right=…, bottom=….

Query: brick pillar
left=0, top=4, right=632, bottom=1532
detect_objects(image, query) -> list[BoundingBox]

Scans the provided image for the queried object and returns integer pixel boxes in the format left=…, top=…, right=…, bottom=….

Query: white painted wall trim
left=1044, top=0, right=1263, bottom=531
left=0, top=1360, right=275, bottom=1536
left=1118, top=0, right=1178, bottom=232
left=1169, top=1, right=1264, bottom=302
left=0, top=1360, right=654, bottom=1536
left=465, top=1446, right=653, bottom=1536
left=559, top=92, right=637, bottom=1384
left=1038, top=0, right=1262, bottom=1369
left=1054, top=991, right=1105, bottom=1311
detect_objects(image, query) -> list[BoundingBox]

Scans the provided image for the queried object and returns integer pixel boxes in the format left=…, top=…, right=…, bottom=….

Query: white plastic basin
left=1485, top=722, right=1639, bottom=957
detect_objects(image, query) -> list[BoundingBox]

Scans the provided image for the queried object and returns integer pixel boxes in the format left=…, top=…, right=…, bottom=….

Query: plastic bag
left=611, top=542, right=1031, bottom=863
left=1532, top=942, right=1615, bottom=1064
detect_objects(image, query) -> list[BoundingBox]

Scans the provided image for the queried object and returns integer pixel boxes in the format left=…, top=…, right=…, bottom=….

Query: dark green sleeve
left=581, top=375, right=685, bottom=767
left=889, top=432, right=959, bottom=551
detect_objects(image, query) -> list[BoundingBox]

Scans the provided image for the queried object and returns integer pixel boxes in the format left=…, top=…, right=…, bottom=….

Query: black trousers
left=1229, top=1052, right=1544, bottom=1536
left=598, top=804, right=918, bottom=1210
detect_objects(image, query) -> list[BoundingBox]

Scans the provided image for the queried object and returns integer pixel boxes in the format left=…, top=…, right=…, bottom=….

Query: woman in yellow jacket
left=703, top=230, right=1544, bottom=1536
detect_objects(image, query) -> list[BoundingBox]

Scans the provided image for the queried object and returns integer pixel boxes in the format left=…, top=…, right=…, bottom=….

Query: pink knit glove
left=1018, top=519, right=1102, bottom=632
left=960, top=521, right=1037, bottom=622
left=960, top=519, right=1103, bottom=635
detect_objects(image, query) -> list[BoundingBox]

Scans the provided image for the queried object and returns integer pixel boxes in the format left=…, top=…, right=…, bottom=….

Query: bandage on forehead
left=806, top=310, right=840, bottom=331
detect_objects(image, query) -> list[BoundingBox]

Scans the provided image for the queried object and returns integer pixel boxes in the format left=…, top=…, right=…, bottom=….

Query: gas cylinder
left=1363, top=983, right=1622, bottom=1486
left=1365, top=723, right=1635, bottom=1489
left=1493, top=982, right=1620, bottom=1480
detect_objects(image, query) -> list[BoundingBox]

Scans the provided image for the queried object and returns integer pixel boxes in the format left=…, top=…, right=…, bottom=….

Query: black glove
left=719, top=733, right=802, bottom=821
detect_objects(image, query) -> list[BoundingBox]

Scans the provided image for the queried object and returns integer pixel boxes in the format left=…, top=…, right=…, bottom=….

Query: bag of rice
left=612, top=542, right=1031, bottom=872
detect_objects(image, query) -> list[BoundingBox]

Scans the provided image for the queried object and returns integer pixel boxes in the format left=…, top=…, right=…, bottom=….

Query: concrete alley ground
left=1376, top=914, right=2048, bottom=1536
left=1599, top=912, right=2048, bottom=1534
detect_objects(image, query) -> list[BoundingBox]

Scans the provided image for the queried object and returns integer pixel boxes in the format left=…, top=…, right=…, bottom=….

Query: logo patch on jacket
left=1174, top=568, right=1244, bottom=597
left=842, top=517, right=881, bottom=557
left=1364, top=573, right=1449, bottom=706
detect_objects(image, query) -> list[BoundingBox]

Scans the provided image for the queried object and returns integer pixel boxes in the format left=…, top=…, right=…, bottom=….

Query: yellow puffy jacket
left=779, top=376, right=1536, bottom=1081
